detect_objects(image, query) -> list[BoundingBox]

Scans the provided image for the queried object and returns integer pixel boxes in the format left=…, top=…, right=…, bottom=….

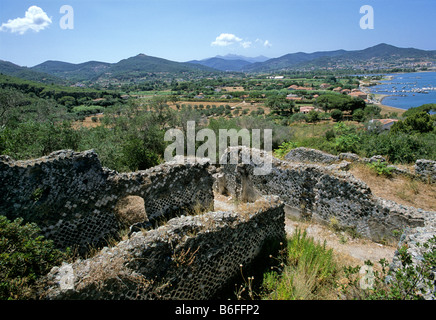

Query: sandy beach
left=378, top=102, right=407, bottom=116
left=360, top=86, right=406, bottom=116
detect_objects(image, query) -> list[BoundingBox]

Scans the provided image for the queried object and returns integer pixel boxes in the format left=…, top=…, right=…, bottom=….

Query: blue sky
left=0, top=0, right=435, bottom=67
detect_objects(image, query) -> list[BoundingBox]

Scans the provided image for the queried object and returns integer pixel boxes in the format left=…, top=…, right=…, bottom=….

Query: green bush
left=274, top=141, right=299, bottom=159
left=121, top=135, right=162, bottom=171
left=360, top=132, right=435, bottom=163
left=0, top=216, right=67, bottom=300
left=352, top=108, right=365, bottom=122
left=325, top=129, right=336, bottom=141
left=391, top=111, right=434, bottom=134
left=335, top=133, right=360, bottom=153
left=261, top=229, right=338, bottom=300
left=367, top=160, right=394, bottom=177
left=0, top=121, right=81, bottom=160
left=341, top=236, right=436, bottom=300
left=402, top=103, right=436, bottom=118
left=331, top=109, right=343, bottom=122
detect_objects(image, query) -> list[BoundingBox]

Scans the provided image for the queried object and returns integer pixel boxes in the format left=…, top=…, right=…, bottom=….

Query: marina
left=368, top=72, right=436, bottom=110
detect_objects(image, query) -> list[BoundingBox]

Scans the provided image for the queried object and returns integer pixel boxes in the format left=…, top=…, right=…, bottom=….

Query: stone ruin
left=0, top=150, right=214, bottom=253
left=1, top=147, right=435, bottom=299
left=415, top=159, right=436, bottom=184
left=216, top=146, right=436, bottom=299
left=42, top=196, right=285, bottom=300
left=216, top=146, right=433, bottom=243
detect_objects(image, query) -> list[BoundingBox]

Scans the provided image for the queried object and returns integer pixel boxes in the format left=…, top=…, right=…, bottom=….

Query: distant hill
left=32, top=60, right=111, bottom=82
left=338, top=43, right=436, bottom=60
left=187, top=57, right=253, bottom=72
left=242, top=49, right=347, bottom=72
left=3, top=44, right=435, bottom=84
left=188, top=54, right=271, bottom=72
left=0, top=60, right=65, bottom=84
left=298, top=43, right=436, bottom=70
left=28, top=54, right=218, bottom=82
left=215, top=54, right=270, bottom=63
left=106, top=54, right=217, bottom=79
left=245, top=43, right=436, bottom=72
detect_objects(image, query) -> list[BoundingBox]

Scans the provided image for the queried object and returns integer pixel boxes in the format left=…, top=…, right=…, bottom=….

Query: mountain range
left=1, top=43, right=435, bottom=84
left=188, top=54, right=270, bottom=71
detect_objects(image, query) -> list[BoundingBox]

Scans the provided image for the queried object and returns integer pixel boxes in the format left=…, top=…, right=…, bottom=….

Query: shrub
left=331, top=109, right=343, bottom=122
left=340, top=236, right=436, bottom=300
left=325, top=129, right=336, bottom=141
left=391, top=111, right=434, bottom=134
left=364, top=104, right=382, bottom=119
left=0, top=216, right=67, bottom=300
left=121, top=135, right=162, bottom=171
left=261, top=229, right=338, bottom=300
left=367, top=160, right=394, bottom=177
left=360, top=132, right=435, bottom=164
left=352, top=108, right=365, bottom=122
left=306, top=111, right=320, bottom=123
left=335, top=132, right=360, bottom=153
left=274, top=141, right=298, bottom=159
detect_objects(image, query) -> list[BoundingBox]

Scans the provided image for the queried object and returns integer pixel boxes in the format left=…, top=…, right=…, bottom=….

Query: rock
left=285, top=147, right=340, bottom=164
left=339, top=153, right=360, bottom=162
left=415, top=159, right=436, bottom=183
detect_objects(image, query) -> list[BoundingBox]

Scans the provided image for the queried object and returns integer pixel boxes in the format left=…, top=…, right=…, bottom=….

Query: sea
left=368, top=71, right=436, bottom=110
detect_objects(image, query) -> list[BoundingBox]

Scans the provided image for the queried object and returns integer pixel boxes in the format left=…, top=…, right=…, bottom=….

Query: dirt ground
left=214, top=193, right=397, bottom=267
left=349, top=164, right=436, bottom=212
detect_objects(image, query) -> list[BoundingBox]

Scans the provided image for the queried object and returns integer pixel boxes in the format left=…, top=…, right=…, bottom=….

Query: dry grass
left=377, top=103, right=407, bottom=116
left=171, top=246, right=200, bottom=268
left=114, top=196, right=148, bottom=228
left=73, top=251, right=153, bottom=299
left=349, top=163, right=436, bottom=212
left=72, top=113, right=105, bottom=129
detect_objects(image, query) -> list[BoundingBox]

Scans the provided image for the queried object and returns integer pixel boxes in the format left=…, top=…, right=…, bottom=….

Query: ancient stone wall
left=285, top=147, right=340, bottom=164
left=41, top=196, right=285, bottom=300
left=390, top=212, right=436, bottom=300
left=0, top=150, right=214, bottom=252
left=3, top=146, right=435, bottom=299
left=217, top=147, right=431, bottom=243
left=415, top=159, right=436, bottom=184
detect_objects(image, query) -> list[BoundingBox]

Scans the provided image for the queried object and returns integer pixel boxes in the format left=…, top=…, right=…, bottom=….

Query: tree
left=364, top=105, right=382, bottom=120
left=0, top=88, right=24, bottom=126
left=315, top=94, right=365, bottom=113
left=266, top=95, right=295, bottom=117
left=353, top=109, right=365, bottom=122
left=58, top=96, right=76, bottom=107
left=0, top=216, right=67, bottom=300
left=391, top=111, right=434, bottom=135
left=306, top=110, right=320, bottom=123
left=403, top=103, right=436, bottom=118
left=331, top=109, right=343, bottom=122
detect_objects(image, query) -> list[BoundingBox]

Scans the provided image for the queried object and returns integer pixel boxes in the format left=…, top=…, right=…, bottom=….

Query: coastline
left=365, top=70, right=436, bottom=115
left=360, top=86, right=407, bottom=116
left=372, top=93, right=406, bottom=115
left=378, top=102, right=407, bottom=115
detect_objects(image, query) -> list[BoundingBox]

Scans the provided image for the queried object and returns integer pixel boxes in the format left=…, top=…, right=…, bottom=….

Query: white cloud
left=212, top=33, right=270, bottom=49
left=241, top=41, right=252, bottom=49
left=211, top=33, right=243, bottom=47
left=255, top=38, right=272, bottom=48
left=0, top=6, right=52, bottom=35
left=264, top=40, right=272, bottom=47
